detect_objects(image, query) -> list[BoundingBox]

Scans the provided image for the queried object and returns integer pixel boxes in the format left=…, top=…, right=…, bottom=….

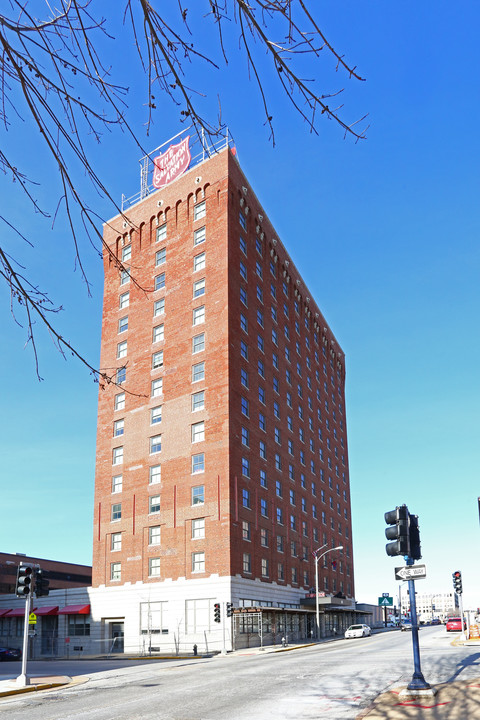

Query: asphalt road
left=2, top=627, right=480, bottom=719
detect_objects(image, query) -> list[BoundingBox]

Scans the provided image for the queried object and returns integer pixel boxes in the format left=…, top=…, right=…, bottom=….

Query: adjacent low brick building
left=89, top=131, right=355, bottom=651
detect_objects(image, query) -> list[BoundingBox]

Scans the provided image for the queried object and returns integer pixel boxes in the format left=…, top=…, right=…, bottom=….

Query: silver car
left=344, top=624, right=371, bottom=638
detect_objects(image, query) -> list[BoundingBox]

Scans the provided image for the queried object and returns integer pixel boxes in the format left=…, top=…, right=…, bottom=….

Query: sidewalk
left=0, top=675, right=80, bottom=698
left=357, top=677, right=480, bottom=719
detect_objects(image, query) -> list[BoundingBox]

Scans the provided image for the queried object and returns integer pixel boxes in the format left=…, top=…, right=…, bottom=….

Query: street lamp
left=313, top=545, right=343, bottom=639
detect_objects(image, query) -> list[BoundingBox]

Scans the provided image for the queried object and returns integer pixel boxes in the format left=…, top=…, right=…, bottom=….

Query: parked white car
left=345, top=624, right=371, bottom=639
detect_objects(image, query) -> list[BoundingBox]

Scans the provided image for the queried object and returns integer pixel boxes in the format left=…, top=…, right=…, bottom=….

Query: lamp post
left=313, top=545, right=343, bottom=639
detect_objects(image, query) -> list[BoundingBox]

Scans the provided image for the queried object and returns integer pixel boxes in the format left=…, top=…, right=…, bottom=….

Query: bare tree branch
left=0, top=0, right=367, bottom=383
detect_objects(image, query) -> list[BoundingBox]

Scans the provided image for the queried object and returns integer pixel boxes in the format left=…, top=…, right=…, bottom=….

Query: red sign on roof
left=152, top=136, right=191, bottom=189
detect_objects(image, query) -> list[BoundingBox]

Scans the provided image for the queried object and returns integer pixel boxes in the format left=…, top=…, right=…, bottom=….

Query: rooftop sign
left=152, top=135, right=191, bottom=189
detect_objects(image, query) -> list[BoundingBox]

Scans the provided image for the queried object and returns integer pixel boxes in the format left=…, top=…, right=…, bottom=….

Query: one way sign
left=395, top=564, right=427, bottom=581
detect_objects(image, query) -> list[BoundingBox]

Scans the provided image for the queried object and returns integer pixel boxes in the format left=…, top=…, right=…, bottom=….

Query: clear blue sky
left=1, top=2, right=479, bottom=611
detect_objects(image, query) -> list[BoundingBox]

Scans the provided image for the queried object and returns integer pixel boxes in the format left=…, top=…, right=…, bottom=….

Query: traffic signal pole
left=16, top=594, right=32, bottom=687
left=406, top=564, right=431, bottom=694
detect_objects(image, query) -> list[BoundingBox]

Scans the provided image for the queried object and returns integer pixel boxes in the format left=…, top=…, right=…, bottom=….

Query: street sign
left=28, top=612, right=37, bottom=625
left=378, top=596, right=393, bottom=606
left=395, top=564, right=427, bottom=581
left=382, top=592, right=390, bottom=597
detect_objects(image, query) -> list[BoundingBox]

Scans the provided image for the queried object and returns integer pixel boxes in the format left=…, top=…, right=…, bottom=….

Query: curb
left=0, top=675, right=88, bottom=699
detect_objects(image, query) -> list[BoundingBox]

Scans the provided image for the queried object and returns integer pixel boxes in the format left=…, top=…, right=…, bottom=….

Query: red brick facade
left=93, top=146, right=354, bottom=601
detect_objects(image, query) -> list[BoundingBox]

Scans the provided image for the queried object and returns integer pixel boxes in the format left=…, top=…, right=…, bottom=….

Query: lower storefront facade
left=0, top=577, right=378, bottom=657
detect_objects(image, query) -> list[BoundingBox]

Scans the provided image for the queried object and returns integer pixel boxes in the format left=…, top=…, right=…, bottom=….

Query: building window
left=240, top=313, right=248, bottom=333
left=192, top=518, right=205, bottom=539
left=260, top=498, right=268, bottom=517
left=243, top=520, right=251, bottom=541
left=261, top=558, right=269, bottom=578
left=242, top=458, right=250, bottom=478
left=274, top=426, right=281, bottom=444
left=112, top=475, right=122, bottom=493
left=240, top=236, right=247, bottom=255
left=277, top=535, right=284, bottom=552
left=148, top=526, right=161, bottom=547
left=192, top=390, right=205, bottom=412
left=118, top=316, right=128, bottom=333
left=116, top=367, right=126, bottom=385
left=110, top=562, right=121, bottom=581
left=149, top=558, right=161, bottom=577
left=192, top=551, right=205, bottom=573
left=194, top=252, right=206, bottom=272
left=258, top=387, right=265, bottom=404
left=193, top=278, right=205, bottom=297
left=276, top=507, right=284, bottom=524
left=192, top=361, right=205, bottom=382
left=156, top=223, right=167, bottom=242
left=149, top=495, right=161, bottom=513
left=192, top=453, right=205, bottom=474
left=278, top=563, right=284, bottom=581
left=260, top=527, right=268, bottom=547
left=275, top=479, right=282, bottom=497
left=152, top=351, right=164, bottom=369
left=151, top=406, right=162, bottom=425
left=120, top=269, right=130, bottom=285
left=111, top=532, right=122, bottom=551
left=275, top=453, right=282, bottom=471
left=154, top=298, right=165, bottom=316
left=242, top=488, right=251, bottom=507
left=259, top=441, right=266, bottom=459
left=239, top=211, right=246, bottom=230
left=191, top=421, right=205, bottom=443
left=241, top=427, right=249, bottom=447
left=243, top=553, right=251, bottom=573
left=153, top=324, right=164, bottom=343
left=155, top=273, right=166, bottom=290
left=122, top=244, right=131, bottom=261
left=241, top=368, right=249, bottom=388
left=193, top=305, right=205, bottom=326
left=150, top=465, right=161, bottom=484
left=112, top=447, right=123, bottom=465
left=114, top=392, right=125, bottom=411
left=111, top=503, right=121, bottom=521
left=151, top=378, right=163, bottom=397
left=192, top=485, right=204, bottom=505
left=240, top=287, right=248, bottom=306
left=194, top=226, right=206, bottom=245
left=119, top=291, right=129, bottom=309
left=150, top=435, right=162, bottom=454
left=192, top=333, right=205, bottom=353
left=259, top=413, right=266, bottom=431
left=241, top=397, right=249, bottom=417
left=155, top=247, right=166, bottom=266
left=194, top=201, right=206, bottom=221
left=117, top=341, right=127, bottom=359
left=240, top=340, right=248, bottom=360
left=113, top=419, right=124, bottom=437
left=291, top=567, right=298, bottom=584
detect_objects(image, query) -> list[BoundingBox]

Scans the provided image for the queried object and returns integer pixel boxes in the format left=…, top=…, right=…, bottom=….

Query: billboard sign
left=152, top=135, right=191, bottom=189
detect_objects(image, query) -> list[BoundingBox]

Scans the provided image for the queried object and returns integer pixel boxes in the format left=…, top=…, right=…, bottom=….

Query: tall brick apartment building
left=90, top=132, right=355, bottom=651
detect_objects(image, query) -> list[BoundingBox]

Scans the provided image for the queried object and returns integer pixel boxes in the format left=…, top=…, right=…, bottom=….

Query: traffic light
left=16, top=564, right=34, bottom=597
left=35, top=569, right=50, bottom=597
left=213, top=603, right=221, bottom=623
left=408, top=514, right=422, bottom=560
left=453, top=571, right=463, bottom=595
left=226, top=602, right=233, bottom=618
left=385, top=505, right=410, bottom=557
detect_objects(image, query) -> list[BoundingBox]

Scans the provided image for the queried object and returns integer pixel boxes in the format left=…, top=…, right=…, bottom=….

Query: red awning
left=5, top=607, right=36, bottom=617
left=58, top=604, right=90, bottom=615
left=0, top=608, right=12, bottom=617
left=35, top=606, right=59, bottom=616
